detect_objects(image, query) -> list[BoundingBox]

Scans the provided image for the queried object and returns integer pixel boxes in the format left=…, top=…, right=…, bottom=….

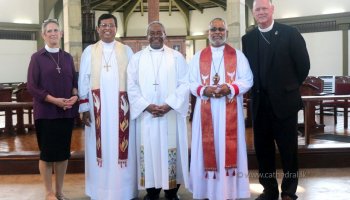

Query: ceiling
left=81, top=0, right=228, bottom=35
left=82, top=0, right=227, bottom=13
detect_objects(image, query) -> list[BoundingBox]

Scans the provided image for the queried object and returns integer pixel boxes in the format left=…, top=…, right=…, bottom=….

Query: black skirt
left=35, top=118, right=74, bottom=162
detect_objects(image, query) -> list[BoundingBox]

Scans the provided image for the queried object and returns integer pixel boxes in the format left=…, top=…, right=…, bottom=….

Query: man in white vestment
left=188, top=18, right=253, bottom=200
left=127, top=21, right=189, bottom=200
left=78, top=13, right=137, bottom=200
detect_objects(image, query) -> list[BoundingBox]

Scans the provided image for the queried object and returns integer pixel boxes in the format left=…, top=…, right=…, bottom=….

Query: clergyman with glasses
left=78, top=13, right=137, bottom=199
left=127, top=21, right=189, bottom=200
left=27, top=18, right=79, bottom=200
left=188, top=18, right=253, bottom=200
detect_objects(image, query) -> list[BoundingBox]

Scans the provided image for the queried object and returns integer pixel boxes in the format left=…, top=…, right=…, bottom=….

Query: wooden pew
left=0, top=102, right=33, bottom=134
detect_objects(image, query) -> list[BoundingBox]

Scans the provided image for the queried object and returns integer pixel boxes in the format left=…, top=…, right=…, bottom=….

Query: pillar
left=148, top=0, right=159, bottom=23
left=226, top=0, right=244, bottom=49
left=63, top=0, right=82, bottom=72
left=339, top=23, right=349, bottom=76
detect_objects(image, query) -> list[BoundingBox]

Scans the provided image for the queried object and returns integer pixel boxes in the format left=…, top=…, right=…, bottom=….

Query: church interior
left=1, top=0, right=350, bottom=199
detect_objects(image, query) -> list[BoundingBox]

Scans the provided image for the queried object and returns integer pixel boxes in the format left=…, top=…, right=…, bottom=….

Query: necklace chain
left=47, top=52, right=61, bottom=74
left=150, top=49, right=164, bottom=91
left=259, top=31, right=271, bottom=45
left=212, top=54, right=224, bottom=85
left=102, top=45, right=115, bottom=71
left=212, top=54, right=224, bottom=74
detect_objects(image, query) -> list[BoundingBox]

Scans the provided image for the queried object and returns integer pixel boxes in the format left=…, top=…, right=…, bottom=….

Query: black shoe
left=255, top=192, right=279, bottom=200
left=143, top=194, right=160, bottom=200
left=165, top=194, right=180, bottom=200
left=282, top=195, right=296, bottom=200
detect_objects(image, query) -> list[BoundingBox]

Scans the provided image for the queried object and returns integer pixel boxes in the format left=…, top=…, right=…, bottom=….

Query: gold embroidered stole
left=90, top=40, right=130, bottom=167
left=199, top=44, right=238, bottom=176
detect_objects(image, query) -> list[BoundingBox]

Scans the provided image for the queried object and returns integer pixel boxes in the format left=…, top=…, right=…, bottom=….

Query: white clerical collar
left=148, top=45, right=164, bottom=52
left=210, top=45, right=225, bottom=52
left=258, top=20, right=274, bottom=32
left=45, top=44, right=59, bottom=53
left=101, top=40, right=115, bottom=48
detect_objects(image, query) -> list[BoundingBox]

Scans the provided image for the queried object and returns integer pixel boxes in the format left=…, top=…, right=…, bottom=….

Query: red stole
left=199, top=44, right=238, bottom=176
left=90, top=41, right=130, bottom=167
left=91, top=90, right=130, bottom=167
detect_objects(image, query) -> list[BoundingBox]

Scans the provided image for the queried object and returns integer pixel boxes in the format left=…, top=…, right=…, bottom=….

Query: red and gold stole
left=199, top=44, right=238, bottom=177
left=90, top=40, right=130, bottom=167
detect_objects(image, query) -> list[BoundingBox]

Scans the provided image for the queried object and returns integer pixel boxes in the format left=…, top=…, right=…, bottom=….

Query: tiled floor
left=1, top=168, right=350, bottom=200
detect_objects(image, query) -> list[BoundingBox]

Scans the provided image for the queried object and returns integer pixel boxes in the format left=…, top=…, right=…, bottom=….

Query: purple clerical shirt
left=27, top=48, right=78, bottom=120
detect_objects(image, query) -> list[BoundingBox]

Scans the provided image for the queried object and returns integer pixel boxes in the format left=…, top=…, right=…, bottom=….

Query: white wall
left=0, top=40, right=37, bottom=82
left=190, top=7, right=226, bottom=36
left=95, top=7, right=227, bottom=37
left=0, top=0, right=39, bottom=24
left=274, top=0, right=350, bottom=18
left=303, top=31, right=343, bottom=76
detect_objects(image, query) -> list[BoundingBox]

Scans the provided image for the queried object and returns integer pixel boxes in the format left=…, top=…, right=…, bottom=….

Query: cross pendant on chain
left=56, top=65, right=61, bottom=74
left=153, top=82, right=159, bottom=91
left=213, top=73, right=220, bottom=85
left=104, top=65, right=111, bottom=72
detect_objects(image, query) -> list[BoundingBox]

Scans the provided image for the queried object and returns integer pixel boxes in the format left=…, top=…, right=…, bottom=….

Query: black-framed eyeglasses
left=210, top=27, right=226, bottom=32
left=99, top=23, right=116, bottom=29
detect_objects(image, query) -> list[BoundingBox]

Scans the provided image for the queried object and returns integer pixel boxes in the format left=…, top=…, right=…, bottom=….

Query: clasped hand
left=146, top=104, right=172, bottom=117
left=203, top=84, right=231, bottom=98
left=59, top=96, right=78, bottom=110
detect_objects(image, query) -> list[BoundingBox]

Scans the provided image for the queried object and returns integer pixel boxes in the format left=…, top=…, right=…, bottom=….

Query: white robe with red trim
left=78, top=40, right=137, bottom=200
left=188, top=45, right=253, bottom=200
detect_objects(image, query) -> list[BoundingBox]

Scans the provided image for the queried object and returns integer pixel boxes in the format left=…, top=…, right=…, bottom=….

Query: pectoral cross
left=56, top=65, right=61, bottom=74
left=104, top=65, right=111, bottom=72
left=213, top=73, right=220, bottom=85
left=153, top=82, right=159, bottom=91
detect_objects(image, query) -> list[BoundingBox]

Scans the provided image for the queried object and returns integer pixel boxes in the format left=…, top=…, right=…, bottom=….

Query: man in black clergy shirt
left=242, top=0, right=310, bottom=200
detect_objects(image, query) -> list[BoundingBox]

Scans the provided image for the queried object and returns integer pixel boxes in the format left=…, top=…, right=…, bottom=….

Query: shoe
left=143, top=194, right=160, bottom=200
left=255, top=192, right=278, bottom=200
left=56, top=194, right=70, bottom=200
left=282, top=195, right=294, bottom=200
left=165, top=194, right=180, bottom=200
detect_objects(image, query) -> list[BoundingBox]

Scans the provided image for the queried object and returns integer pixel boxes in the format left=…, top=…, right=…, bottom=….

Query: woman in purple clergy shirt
left=27, top=19, right=78, bottom=200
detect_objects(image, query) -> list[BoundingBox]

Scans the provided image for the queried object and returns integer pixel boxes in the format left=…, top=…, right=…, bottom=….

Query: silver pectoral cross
left=56, top=65, right=61, bottom=74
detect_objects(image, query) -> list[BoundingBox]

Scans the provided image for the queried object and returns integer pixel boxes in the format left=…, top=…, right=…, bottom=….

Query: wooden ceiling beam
left=209, top=0, right=226, bottom=10
left=140, top=1, right=144, bottom=16
left=169, top=0, right=172, bottom=16
left=109, top=0, right=130, bottom=13
left=88, top=0, right=106, bottom=10
left=182, top=0, right=203, bottom=13
left=172, top=0, right=190, bottom=35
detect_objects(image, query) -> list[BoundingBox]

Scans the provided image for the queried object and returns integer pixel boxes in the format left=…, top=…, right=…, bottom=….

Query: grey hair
left=146, top=21, right=166, bottom=36
left=253, top=0, right=273, bottom=8
left=209, top=18, right=228, bottom=30
left=41, top=19, right=60, bottom=34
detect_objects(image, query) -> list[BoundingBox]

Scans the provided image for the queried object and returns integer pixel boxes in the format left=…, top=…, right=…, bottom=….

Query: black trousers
left=253, top=93, right=299, bottom=199
left=146, top=184, right=180, bottom=199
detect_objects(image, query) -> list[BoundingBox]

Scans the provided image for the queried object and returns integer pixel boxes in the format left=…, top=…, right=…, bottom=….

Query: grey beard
left=209, top=36, right=227, bottom=46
